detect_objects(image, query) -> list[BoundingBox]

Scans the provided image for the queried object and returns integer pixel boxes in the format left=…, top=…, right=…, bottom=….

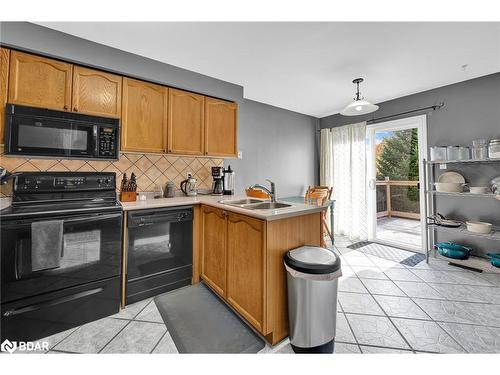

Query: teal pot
left=435, top=242, right=472, bottom=260
left=487, top=253, right=500, bottom=268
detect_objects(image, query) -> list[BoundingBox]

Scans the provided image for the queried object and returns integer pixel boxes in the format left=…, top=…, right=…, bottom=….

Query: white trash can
left=284, top=246, right=342, bottom=353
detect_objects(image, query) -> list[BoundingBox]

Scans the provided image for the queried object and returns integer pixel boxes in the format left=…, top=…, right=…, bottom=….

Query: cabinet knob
left=63, top=105, right=68, bottom=110
left=73, top=107, right=78, bottom=112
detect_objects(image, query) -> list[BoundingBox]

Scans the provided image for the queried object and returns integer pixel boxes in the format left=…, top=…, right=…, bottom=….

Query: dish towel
left=31, top=220, right=63, bottom=272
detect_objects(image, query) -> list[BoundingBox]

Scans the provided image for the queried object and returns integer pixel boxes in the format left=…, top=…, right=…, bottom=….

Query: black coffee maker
left=211, top=167, right=224, bottom=195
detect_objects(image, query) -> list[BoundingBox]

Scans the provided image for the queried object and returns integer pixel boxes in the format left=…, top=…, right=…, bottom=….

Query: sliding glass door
left=366, top=115, right=427, bottom=252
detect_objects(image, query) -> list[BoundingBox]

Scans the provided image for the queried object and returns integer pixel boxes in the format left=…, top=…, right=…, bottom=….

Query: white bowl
left=469, top=186, right=489, bottom=194
left=466, top=221, right=492, bottom=234
left=434, top=182, right=465, bottom=193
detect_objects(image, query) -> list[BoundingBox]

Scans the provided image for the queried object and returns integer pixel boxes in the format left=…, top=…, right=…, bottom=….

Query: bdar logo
left=1, top=339, right=17, bottom=354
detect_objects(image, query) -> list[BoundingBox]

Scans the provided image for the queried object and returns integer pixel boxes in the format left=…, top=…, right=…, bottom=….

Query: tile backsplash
left=0, top=145, right=223, bottom=197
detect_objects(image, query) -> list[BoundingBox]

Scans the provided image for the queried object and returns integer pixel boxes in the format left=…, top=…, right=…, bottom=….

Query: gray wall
left=321, top=73, right=500, bottom=256
left=0, top=22, right=242, bottom=101
left=230, top=99, right=318, bottom=197
left=0, top=22, right=318, bottom=196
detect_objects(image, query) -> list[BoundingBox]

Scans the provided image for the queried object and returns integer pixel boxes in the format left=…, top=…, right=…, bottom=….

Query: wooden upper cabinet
left=168, top=88, right=204, bottom=155
left=201, top=206, right=227, bottom=298
left=8, top=51, right=72, bottom=111
left=205, top=98, right=237, bottom=157
left=0, top=48, right=10, bottom=143
left=72, top=66, right=122, bottom=117
left=121, top=77, right=168, bottom=153
left=226, top=213, right=266, bottom=334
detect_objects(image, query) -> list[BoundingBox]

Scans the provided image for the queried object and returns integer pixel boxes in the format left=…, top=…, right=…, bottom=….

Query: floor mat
left=154, top=283, right=265, bottom=353
left=347, top=241, right=425, bottom=266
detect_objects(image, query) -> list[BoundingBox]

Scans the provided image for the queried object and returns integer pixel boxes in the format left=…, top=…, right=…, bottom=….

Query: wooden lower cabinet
left=226, top=212, right=266, bottom=334
left=265, top=212, right=322, bottom=344
left=199, top=204, right=322, bottom=343
left=200, top=206, right=227, bottom=297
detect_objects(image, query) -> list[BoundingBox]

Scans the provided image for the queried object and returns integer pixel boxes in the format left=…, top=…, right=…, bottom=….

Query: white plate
left=438, top=171, right=466, bottom=183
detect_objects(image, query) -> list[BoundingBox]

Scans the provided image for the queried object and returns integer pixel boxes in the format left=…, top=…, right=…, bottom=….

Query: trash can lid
left=284, top=246, right=341, bottom=274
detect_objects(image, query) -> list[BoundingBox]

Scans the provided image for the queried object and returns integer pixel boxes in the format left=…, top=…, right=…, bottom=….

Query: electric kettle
left=180, top=175, right=198, bottom=196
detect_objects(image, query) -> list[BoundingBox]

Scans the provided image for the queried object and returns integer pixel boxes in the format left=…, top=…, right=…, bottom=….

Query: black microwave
left=4, top=104, right=120, bottom=160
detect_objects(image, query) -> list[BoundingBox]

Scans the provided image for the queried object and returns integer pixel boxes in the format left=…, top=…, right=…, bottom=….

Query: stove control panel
left=14, top=172, right=116, bottom=193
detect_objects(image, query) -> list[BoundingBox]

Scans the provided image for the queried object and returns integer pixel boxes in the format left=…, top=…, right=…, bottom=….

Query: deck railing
left=376, top=177, right=420, bottom=220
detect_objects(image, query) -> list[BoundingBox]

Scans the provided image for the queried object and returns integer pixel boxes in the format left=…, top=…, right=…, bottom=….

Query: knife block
left=120, top=191, right=137, bottom=202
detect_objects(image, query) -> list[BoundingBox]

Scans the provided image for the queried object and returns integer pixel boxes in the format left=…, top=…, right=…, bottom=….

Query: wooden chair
left=305, top=185, right=333, bottom=247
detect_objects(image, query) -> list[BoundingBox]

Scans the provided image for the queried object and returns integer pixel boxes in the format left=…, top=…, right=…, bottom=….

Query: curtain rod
left=366, top=102, right=445, bottom=124
left=319, top=102, right=445, bottom=131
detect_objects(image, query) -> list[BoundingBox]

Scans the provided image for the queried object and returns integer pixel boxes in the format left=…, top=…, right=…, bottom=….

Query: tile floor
left=377, top=217, right=421, bottom=248
left=18, top=236, right=500, bottom=354
left=263, top=236, right=500, bottom=354
left=29, top=297, right=179, bottom=354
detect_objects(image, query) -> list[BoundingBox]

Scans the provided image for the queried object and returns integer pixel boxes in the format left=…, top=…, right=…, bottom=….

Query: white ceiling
left=37, top=22, right=500, bottom=117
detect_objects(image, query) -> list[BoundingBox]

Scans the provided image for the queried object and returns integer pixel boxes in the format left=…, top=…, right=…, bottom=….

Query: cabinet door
left=204, top=98, right=237, bottom=157
left=0, top=48, right=10, bottom=143
left=226, top=212, right=266, bottom=333
left=168, top=88, right=204, bottom=155
left=8, top=51, right=72, bottom=111
left=121, top=78, right=168, bottom=153
left=72, top=66, right=122, bottom=117
left=201, top=205, right=227, bottom=297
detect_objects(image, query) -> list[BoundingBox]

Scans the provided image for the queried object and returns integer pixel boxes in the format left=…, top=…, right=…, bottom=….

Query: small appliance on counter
left=223, top=165, right=235, bottom=195
left=180, top=174, right=198, bottom=196
left=120, top=173, right=137, bottom=202
left=211, top=166, right=224, bottom=195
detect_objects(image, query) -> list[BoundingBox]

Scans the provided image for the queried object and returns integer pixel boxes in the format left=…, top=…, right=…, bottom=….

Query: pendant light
left=340, top=78, right=379, bottom=116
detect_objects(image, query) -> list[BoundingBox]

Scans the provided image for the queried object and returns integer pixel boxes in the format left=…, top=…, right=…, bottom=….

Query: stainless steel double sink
left=219, top=198, right=292, bottom=210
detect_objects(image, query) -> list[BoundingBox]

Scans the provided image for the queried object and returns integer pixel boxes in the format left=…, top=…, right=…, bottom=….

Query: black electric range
left=1, top=172, right=123, bottom=342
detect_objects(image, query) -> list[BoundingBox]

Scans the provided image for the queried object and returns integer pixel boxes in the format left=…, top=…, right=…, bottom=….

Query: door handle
left=368, top=179, right=376, bottom=190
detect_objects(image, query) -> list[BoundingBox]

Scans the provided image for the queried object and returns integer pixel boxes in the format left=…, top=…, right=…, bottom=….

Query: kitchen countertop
left=120, top=194, right=326, bottom=221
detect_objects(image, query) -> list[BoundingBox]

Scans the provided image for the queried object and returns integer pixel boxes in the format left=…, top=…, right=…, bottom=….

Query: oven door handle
left=3, top=287, right=104, bottom=317
left=3, top=213, right=121, bottom=226
left=63, top=213, right=121, bottom=224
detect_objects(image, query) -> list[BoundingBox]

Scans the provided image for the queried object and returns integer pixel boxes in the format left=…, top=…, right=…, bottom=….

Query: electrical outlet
left=186, top=171, right=192, bottom=178
left=439, top=163, right=447, bottom=170
left=237, top=151, right=243, bottom=159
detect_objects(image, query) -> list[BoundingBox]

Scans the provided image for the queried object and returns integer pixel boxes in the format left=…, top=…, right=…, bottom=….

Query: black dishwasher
left=126, top=207, right=193, bottom=305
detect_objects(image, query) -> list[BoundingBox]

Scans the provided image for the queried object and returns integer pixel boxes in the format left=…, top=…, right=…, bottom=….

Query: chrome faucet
left=250, top=179, right=276, bottom=202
